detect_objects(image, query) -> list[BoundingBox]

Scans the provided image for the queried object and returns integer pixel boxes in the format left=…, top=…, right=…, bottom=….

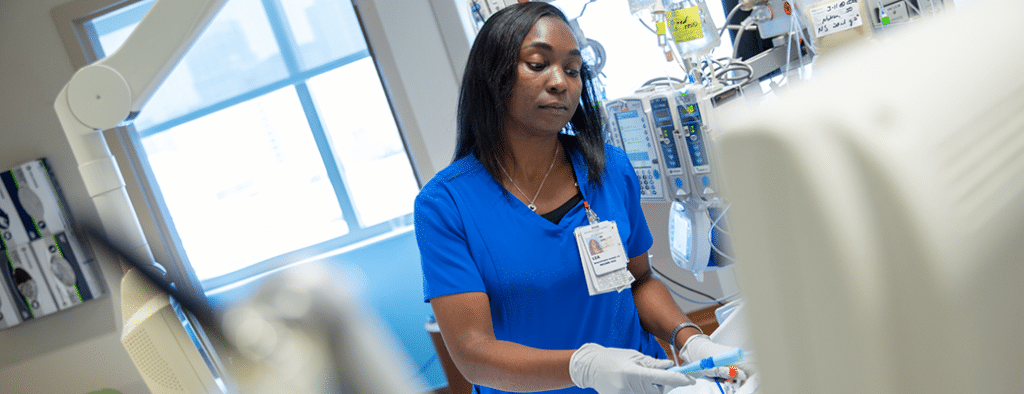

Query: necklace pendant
left=528, top=203, right=537, bottom=212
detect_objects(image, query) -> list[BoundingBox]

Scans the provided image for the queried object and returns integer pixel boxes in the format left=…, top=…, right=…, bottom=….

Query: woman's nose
left=547, top=69, right=568, bottom=93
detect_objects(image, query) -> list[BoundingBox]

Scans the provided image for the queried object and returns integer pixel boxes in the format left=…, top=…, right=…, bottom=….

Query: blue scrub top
left=415, top=139, right=664, bottom=394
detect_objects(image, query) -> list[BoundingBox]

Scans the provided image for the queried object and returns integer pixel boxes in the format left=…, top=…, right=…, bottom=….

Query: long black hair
left=453, top=2, right=606, bottom=185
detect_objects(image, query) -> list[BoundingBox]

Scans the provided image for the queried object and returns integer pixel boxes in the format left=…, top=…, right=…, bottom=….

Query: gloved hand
left=569, top=343, right=695, bottom=394
left=677, top=335, right=754, bottom=383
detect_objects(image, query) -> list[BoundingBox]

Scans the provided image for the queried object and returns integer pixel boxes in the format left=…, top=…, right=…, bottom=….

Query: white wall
left=357, top=0, right=463, bottom=183
left=0, top=0, right=461, bottom=392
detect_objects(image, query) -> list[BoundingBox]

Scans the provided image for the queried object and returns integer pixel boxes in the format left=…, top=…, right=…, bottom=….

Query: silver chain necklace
left=497, top=143, right=559, bottom=212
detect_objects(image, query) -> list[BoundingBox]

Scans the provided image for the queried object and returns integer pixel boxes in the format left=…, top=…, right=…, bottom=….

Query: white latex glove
left=678, top=335, right=754, bottom=383
left=570, top=343, right=696, bottom=394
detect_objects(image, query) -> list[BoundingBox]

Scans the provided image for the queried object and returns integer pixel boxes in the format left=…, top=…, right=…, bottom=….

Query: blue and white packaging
left=0, top=159, right=105, bottom=329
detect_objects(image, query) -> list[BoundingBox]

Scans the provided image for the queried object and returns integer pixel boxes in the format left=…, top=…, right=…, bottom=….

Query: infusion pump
left=604, top=86, right=720, bottom=203
left=605, top=86, right=733, bottom=280
left=468, top=0, right=523, bottom=30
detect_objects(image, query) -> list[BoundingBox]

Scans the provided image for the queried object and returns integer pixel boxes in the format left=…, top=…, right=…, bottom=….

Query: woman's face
left=505, top=16, right=583, bottom=138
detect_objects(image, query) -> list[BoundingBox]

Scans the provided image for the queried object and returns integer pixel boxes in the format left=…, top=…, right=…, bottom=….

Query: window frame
left=52, top=0, right=421, bottom=293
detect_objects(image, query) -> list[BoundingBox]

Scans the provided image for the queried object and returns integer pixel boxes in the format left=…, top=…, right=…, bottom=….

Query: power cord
left=651, top=264, right=738, bottom=306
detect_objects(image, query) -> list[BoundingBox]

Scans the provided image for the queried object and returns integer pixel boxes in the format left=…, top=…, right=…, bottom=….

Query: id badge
left=574, top=203, right=635, bottom=295
left=576, top=221, right=628, bottom=276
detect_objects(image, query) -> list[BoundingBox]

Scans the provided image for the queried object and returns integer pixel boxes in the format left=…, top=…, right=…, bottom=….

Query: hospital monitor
left=119, top=268, right=228, bottom=393
left=714, top=2, right=1024, bottom=394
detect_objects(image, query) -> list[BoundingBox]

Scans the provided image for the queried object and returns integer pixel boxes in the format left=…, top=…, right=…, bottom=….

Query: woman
left=415, top=3, right=747, bottom=393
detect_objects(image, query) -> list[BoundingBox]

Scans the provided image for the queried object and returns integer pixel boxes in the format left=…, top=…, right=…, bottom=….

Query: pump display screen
left=680, top=103, right=701, bottom=122
left=653, top=107, right=673, bottom=128
left=615, top=111, right=652, bottom=169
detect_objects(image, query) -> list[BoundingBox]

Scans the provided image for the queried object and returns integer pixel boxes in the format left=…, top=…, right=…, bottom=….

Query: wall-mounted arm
left=53, top=0, right=227, bottom=267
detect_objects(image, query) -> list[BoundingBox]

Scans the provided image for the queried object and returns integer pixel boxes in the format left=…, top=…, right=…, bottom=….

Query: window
left=71, top=0, right=419, bottom=290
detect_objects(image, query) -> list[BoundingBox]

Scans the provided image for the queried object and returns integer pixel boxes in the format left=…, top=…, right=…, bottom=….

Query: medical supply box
left=0, top=158, right=104, bottom=329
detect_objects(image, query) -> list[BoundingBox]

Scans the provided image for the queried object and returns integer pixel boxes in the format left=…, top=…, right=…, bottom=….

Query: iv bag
left=662, top=0, right=721, bottom=59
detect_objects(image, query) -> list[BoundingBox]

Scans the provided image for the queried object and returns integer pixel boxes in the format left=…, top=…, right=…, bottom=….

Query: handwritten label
left=667, top=6, right=704, bottom=43
left=810, top=0, right=862, bottom=38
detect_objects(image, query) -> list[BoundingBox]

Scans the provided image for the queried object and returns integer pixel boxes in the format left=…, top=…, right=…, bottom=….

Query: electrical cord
left=636, top=15, right=658, bottom=35
left=715, top=378, right=728, bottom=394
left=708, top=205, right=737, bottom=264
left=641, top=76, right=688, bottom=89
left=408, top=354, right=438, bottom=384
left=731, top=19, right=754, bottom=59
left=651, top=264, right=738, bottom=306
left=709, top=203, right=732, bottom=237
left=785, top=0, right=816, bottom=82
left=703, top=57, right=753, bottom=85
left=586, top=38, right=607, bottom=75
left=718, top=3, right=744, bottom=39
left=573, top=0, right=599, bottom=20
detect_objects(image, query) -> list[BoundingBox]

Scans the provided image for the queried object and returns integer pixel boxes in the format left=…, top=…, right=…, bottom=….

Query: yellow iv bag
left=662, top=0, right=721, bottom=58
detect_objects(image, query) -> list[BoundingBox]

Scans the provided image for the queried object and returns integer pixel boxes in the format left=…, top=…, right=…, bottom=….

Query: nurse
left=415, top=3, right=748, bottom=393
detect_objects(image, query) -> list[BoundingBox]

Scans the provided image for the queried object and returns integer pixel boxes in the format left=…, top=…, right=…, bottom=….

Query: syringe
left=668, top=348, right=744, bottom=374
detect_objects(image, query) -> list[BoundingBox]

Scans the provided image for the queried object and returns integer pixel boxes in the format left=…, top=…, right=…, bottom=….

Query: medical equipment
left=715, top=2, right=1024, bottom=393
left=606, top=96, right=669, bottom=201
left=53, top=0, right=421, bottom=391
left=662, top=0, right=723, bottom=59
left=605, top=84, right=733, bottom=280
left=605, top=85, right=721, bottom=202
left=665, top=302, right=757, bottom=394
left=474, top=0, right=610, bottom=99
left=865, top=0, right=948, bottom=28
left=467, top=0, right=524, bottom=31
left=119, top=267, right=229, bottom=393
left=89, top=226, right=422, bottom=394
left=669, top=348, right=745, bottom=374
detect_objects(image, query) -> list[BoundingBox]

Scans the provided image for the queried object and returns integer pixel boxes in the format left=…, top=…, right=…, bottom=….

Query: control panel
left=673, top=91, right=718, bottom=200
left=604, top=98, right=668, bottom=201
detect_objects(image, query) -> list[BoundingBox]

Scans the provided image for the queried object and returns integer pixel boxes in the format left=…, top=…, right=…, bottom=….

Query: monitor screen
left=615, top=110, right=651, bottom=168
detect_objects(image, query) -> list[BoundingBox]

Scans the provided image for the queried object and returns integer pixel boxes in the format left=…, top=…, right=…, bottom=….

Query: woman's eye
left=566, top=69, right=580, bottom=77
left=527, top=62, right=545, bottom=70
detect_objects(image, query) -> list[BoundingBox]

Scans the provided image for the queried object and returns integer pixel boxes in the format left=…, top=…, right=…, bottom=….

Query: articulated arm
left=53, top=0, right=227, bottom=266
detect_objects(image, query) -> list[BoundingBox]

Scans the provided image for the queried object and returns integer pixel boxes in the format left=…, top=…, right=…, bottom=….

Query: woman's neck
left=502, top=133, right=564, bottom=181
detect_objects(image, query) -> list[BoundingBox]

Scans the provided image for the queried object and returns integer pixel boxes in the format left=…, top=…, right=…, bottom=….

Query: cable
left=636, top=15, right=658, bottom=35
left=905, top=0, right=922, bottom=15
left=573, top=0, right=599, bottom=20
left=652, top=265, right=721, bottom=302
left=651, top=265, right=738, bottom=305
left=704, top=57, right=753, bottom=85
left=408, top=354, right=438, bottom=383
left=709, top=203, right=732, bottom=236
left=641, top=76, right=687, bottom=89
left=792, top=1, right=817, bottom=58
left=716, top=378, right=728, bottom=394
left=778, top=0, right=816, bottom=85
left=731, top=19, right=753, bottom=60
left=586, top=38, right=607, bottom=75
left=718, top=3, right=744, bottom=39
left=708, top=205, right=736, bottom=264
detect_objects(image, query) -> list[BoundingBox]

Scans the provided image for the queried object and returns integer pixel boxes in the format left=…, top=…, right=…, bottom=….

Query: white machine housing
left=604, top=85, right=721, bottom=203
left=120, top=269, right=228, bottom=393
left=605, top=96, right=671, bottom=202
left=606, top=86, right=732, bottom=280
